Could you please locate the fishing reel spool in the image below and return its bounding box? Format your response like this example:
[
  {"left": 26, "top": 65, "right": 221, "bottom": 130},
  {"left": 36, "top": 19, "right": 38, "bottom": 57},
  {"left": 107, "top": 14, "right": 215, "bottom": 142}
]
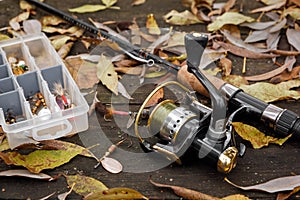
[{"left": 135, "top": 33, "right": 240, "bottom": 173}]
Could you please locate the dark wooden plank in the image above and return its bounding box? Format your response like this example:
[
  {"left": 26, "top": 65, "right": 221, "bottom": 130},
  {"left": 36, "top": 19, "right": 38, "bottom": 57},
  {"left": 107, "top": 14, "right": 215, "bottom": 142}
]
[{"left": 0, "top": 0, "right": 299, "bottom": 199}]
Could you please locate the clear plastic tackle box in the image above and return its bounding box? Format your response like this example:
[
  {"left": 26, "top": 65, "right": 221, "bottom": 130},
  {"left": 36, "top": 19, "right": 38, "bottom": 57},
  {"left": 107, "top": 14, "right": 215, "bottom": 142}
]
[{"left": 0, "top": 33, "right": 89, "bottom": 148}]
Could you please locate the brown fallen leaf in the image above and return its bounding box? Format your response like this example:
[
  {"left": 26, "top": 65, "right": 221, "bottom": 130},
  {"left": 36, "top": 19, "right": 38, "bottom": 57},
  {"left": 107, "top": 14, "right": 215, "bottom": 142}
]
[
  {"left": 150, "top": 178, "right": 220, "bottom": 200},
  {"left": 225, "top": 175, "right": 300, "bottom": 193},
  {"left": 243, "top": 59, "right": 294, "bottom": 81},
  {"left": 145, "top": 88, "right": 164, "bottom": 107},
  {"left": 84, "top": 187, "right": 148, "bottom": 200},
  {"left": 270, "top": 65, "right": 300, "bottom": 84},
  {"left": 216, "top": 41, "right": 277, "bottom": 59},
  {"left": 65, "top": 56, "right": 99, "bottom": 89},
  {"left": 218, "top": 57, "right": 232, "bottom": 76},
  {"left": 232, "top": 122, "right": 291, "bottom": 149},
  {"left": 277, "top": 186, "right": 300, "bottom": 200}
]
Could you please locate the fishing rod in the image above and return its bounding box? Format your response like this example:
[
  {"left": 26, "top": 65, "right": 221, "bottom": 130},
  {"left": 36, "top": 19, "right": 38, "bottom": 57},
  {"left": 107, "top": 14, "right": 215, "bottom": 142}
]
[
  {"left": 25, "top": 0, "right": 300, "bottom": 172},
  {"left": 25, "top": 0, "right": 181, "bottom": 71}
]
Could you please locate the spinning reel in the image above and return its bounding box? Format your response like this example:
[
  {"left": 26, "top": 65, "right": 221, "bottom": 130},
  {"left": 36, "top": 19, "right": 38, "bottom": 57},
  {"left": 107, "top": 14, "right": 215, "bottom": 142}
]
[{"left": 134, "top": 33, "right": 242, "bottom": 173}]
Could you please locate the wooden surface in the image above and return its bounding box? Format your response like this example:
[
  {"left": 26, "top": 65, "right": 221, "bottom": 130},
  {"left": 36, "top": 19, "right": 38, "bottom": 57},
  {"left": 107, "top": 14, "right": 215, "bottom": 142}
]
[{"left": 0, "top": 0, "right": 300, "bottom": 199}]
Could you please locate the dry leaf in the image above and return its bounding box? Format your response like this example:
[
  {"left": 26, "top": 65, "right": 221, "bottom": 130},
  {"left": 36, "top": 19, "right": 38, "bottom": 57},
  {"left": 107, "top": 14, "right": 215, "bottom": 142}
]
[
  {"left": 50, "top": 35, "right": 73, "bottom": 51},
  {"left": 221, "top": 30, "right": 268, "bottom": 53},
  {"left": 84, "top": 187, "right": 148, "bottom": 200},
  {"left": 9, "top": 11, "right": 30, "bottom": 31},
  {"left": 221, "top": 194, "right": 252, "bottom": 200},
  {"left": 117, "top": 82, "right": 133, "bottom": 99},
  {"left": 102, "top": 0, "right": 119, "bottom": 7},
  {"left": 150, "top": 178, "right": 220, "bottom": 200},
  {"left": 244, "top": 59, "right": 294, "bottom": 81},
  {"left": 0, "top": 149, "right": 82, "bottom": 173},
  {"left": 207, "top": 12, "right": 254, "bottom": 32},
  {"left": 146, "top": 14, "right": 161, "bottom": 35},
  {"left": 40, "top": 15, "right": 66, "bottom": 26},
  {"left": 58, "top": 42, "right": 74, "bottom": 59},
  {"left": 225, "top": 175, "right": 300, "bottom": 193},
  {"left": 219, "top": 57, "right": 232, "bottom": 76},
  {"left": 163, "top": 10, "right": 203, "bottom": 25},
  {"left": 232, "top": 122, "right": 291, "bottom": 149},
  {"left": 40, "top": 140, "right": 96, "bottom": 159},
  {"left": 240, "top": 79, "right": 300, "bottom": 102},
  {"left": 286, "top": 28, "right": 300, "bottom": 51},
  {"left": 69, "top": 0, "right": 119, "bottom": 13},
  {"left": 43, "top": 26, "right": 80, "bottom": 35},
  {"left": 20, "top": 0, "right": 35, "bottom": 11},
  {"left": 97, "top": 54, "right": 118, "bottom": 95},
  {"left": 270, "top": 65, "right": 300, "bottom": 84},
  {"left": 223, "top": 75, "right": 249, "bottom": 87},
  {"left": 269, "top": 18, "right": 286, "bottom": 33},
  {"left": 244, "top": 29, "right": 270, "bottom": 43},
  {"left": 0, "top": 34, "right": 10, "bottom": 41},
  {"left": 65, "top": 56, "right": 99, "bottom": 89},
  {"left": 0, "top": 169, "right": 53, "bottom": 180},
  {"left": 241, "top": 21, "right": 276, "bottom": 30},
  {"left": 65, "top": 174, "right": 108, "bottom": 196},
  {"left": 58, "top": 183, "right": 75, "bottom": 200},
  {"left": 217, "top": 41, "right": 276, "bottom": 59},
  {"left": 131, "top": 0, "right": 146, "bottom": 5},
  {"left": 284, "top": 7, "right": 300, "bottom": 20},
  {"left": 277, "top": 186, "right": 300, "bottom": 200},
  {"left": 250, "top": 0, "right": 285, "bottom": 13},
  {"left": 68, "top": 5, "right": 108, "bottom": 13},
  {"left": 145, "top": 88, "right": 164, "bottom": 107}
]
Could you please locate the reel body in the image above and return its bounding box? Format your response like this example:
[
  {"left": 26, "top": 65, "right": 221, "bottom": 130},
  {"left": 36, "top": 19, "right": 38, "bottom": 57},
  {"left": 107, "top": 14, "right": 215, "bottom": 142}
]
[{"left": 136, "top": 82, "right": 238, "bottom": 173}]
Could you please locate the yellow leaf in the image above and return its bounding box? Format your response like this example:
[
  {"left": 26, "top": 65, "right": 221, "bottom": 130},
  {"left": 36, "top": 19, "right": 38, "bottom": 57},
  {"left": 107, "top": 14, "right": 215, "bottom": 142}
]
[
  {"left": 102, "top": 0, "right": 117, "bottom": 7},
  {"left": 163, "top": 10, "right": 203, "bottom": 25},
  {"left": 0, "top": 138, "right": 10, "bottom": 152},
  {"left": 40, "top": 140, "right": 97, "bottom": 159},
  {"left": 146, "top": 14, "right": 161, "bottom": 35},
  {"left": 222, "top": 194, "right": 252, "bottom": 200},
  {"left": 260, "top": 0, "right": 285, "bottom": 5},
  {"left": 0, "top": 34, "right": 10, "bottom": 41},
  {"left": 97, "top": 54, "right": 118, "bottom": 95},
  {"left": 68, "top": 5, "right": 107, "bottom": 13},
  {"left": 0, "top": 149, "right": 82, "bottom": 173},
  {"left": 84, "top": 187, "right": 148, "bottom": 200},
  {"left": 50, "top": 35, "right": 73, "bottom": 50},
  {"left": 40, "top": 15, "right": 66, "bottom": 26},
  {"left": 284, "top": 7, "right": 300, "bottom": 20},
  {"left": 240, "top": 79, "right": 300, "bottom": 103},
  {"left": 208, "top": 12, "right": 254, "bottom": 32},
  {"left": 232, "top": 122, "right": 291, "bottom": 149},
  {"left": 65, "top": 174, "right": 108, "bottom": 196}
]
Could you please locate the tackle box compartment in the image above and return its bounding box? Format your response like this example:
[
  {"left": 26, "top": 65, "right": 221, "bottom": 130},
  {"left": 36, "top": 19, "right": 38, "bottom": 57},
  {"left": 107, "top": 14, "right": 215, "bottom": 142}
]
[{"left": 0, "top": 33, "right": 89, "bottom": 148}]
